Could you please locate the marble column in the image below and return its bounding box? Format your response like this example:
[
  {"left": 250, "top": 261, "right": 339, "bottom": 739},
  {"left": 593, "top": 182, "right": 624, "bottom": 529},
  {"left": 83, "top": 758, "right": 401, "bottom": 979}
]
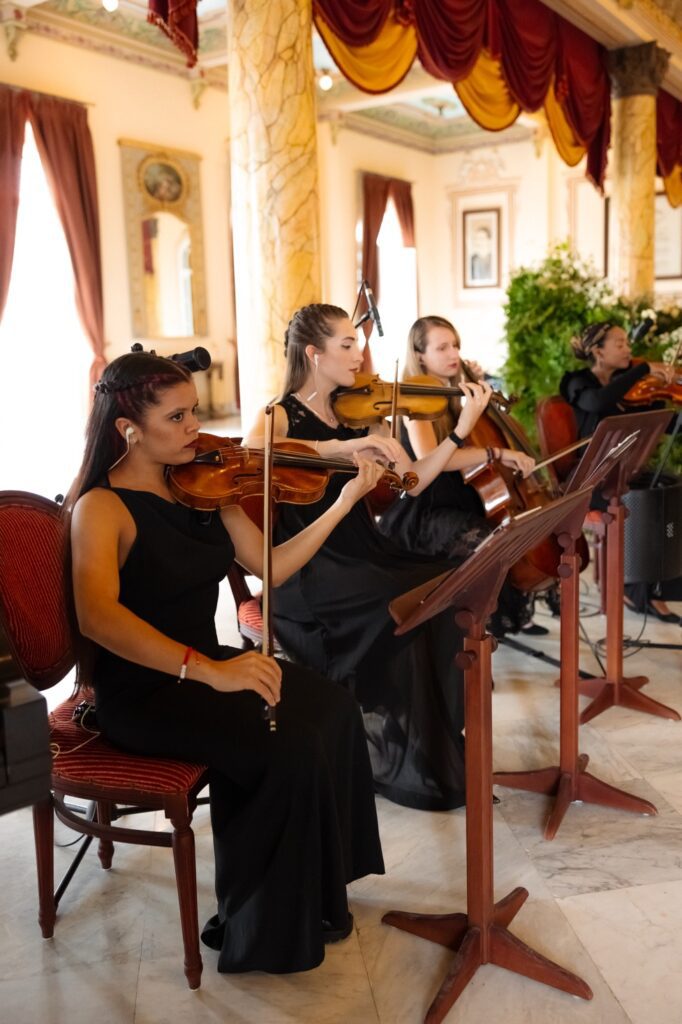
[
  {"left": 228, "top": 0, "right": 321, "bottom": 427},
  {"left": 607, "top": 42, "right": 669, "bottom": 298}
]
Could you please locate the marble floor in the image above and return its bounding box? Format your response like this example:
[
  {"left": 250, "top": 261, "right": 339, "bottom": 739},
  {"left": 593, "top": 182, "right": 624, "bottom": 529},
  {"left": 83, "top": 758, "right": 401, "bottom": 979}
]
[{"left": 1, "top": 581, "right": 681, "bottom": 1024}]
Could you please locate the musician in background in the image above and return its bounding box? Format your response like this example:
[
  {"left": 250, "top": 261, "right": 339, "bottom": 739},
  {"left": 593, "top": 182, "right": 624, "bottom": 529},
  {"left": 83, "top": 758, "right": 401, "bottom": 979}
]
[
  {"left": 560, "top": 321, "right": 681, "bottom": 623},
  {"left": 67, "top": 350, "right": 385, "bottom": 974},
  {"left": 377, "top": 315, "right": 540, "bottom": 637}
]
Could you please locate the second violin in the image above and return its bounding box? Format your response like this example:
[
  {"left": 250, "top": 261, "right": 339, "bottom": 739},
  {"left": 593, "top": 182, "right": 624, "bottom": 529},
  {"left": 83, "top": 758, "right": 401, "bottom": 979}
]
[{"left": 333, "top": 372, "right": 510, "bottom": 428}]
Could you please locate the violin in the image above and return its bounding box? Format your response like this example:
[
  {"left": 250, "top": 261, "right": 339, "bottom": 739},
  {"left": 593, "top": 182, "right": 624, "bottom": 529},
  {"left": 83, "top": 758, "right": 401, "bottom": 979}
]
[
  {"left": 167, "top": 432, "right": 418, "bottom": 512},
  {"left": 622, "top": 373, "right": 682, "bottom": 407},
  {"left": 623, "top": 347, "right": 682, "bottom": 407},
  {"left": 333, "top": 373, "right": 510, "bottom": 428}
]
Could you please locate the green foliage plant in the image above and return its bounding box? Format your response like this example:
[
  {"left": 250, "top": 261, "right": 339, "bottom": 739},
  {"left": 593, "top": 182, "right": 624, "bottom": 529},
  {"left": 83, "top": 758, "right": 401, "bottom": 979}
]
[{"left": 502, "top": 244, "right": 622, "bottom": 441}]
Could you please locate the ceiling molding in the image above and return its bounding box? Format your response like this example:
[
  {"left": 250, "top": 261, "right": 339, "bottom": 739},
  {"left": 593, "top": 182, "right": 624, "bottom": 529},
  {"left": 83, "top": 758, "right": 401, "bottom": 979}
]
[{"left": 319, "top": 109, "right": 534, "bottom": 155}]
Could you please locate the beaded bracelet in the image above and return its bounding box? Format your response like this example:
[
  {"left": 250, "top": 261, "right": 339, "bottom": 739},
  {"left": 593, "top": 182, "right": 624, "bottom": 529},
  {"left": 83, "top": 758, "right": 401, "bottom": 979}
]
[{"left": 178, "top": 646, "right": 193, "bottom": 684}]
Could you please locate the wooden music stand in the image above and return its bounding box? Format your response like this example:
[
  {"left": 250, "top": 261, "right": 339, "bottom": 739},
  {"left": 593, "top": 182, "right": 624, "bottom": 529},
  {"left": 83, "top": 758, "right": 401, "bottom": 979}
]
[
  {"left": 569, "top": 411, "right": 679, "bottom": 725},
  {"left": 493, "top": 428, "right": 658, "bottom": 839},
  {"left": 383, "top": 490, "right": 595, "bottom": 1024}
]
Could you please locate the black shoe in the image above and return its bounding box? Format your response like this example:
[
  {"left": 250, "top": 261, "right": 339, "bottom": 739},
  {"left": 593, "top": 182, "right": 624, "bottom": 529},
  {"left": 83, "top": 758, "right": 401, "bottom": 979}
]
[
  {"left": 323, "top": 912, "right": 353, "bottom": 944},
  {"left": 646, "top": 602, "right": 681, "bottom": 624},
  {"left": 521, "top": 622, "right": 549, "bottom": 636}
]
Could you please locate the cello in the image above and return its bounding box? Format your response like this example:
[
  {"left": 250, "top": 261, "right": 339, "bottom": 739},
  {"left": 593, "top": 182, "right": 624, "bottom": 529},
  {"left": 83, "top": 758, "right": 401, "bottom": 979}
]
[{"left": 457, "top": 361, "right": 589, "bottom": 591}]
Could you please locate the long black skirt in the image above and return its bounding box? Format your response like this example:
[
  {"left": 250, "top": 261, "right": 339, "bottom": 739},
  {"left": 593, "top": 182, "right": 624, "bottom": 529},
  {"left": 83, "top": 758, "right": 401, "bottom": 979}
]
[{"left": 95, "top": 649, "right": 384, "bottom": 974}]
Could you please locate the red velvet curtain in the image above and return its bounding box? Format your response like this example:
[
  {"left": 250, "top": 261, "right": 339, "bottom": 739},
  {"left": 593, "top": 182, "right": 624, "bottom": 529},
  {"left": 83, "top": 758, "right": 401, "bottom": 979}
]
[
  {"left": 0, "top": 87, "right": 28, "bottom": 324},
  {"left": 28, "top": 96, "right": 106, "bottom": 388},
  {"left": 657, "top": 90, "right": 682, "bottom": 178},
  {"left": 361, "top": 172, "right": 415, "bottom": 369},
  {"left": 361, "top": 174, "right": 391, "bottom": 367},
  {"left": 314, "top": 0, "right": 613, "bottom": 188},
  {"left": 390, "top": 178, "right": 415, "bottom": 247},
  {"left": 555, "top": 21, "right": 611, "bottom": 190}
]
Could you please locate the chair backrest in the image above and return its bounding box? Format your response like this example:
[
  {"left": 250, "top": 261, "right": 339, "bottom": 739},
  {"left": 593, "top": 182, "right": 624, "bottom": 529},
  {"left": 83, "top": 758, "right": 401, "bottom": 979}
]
[
  {"left": 0, "top": 491, "right": 75, "bottom": 690},
  {"left": 536, "top": 396, "right": 580, "bottom": 487}
]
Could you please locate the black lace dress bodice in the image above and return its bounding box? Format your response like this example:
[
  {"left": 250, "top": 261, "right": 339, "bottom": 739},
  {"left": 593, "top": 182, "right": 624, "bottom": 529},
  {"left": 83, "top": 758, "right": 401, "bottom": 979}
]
[{"left": 273, "top": 394, "right": 467, "bottom": 811}]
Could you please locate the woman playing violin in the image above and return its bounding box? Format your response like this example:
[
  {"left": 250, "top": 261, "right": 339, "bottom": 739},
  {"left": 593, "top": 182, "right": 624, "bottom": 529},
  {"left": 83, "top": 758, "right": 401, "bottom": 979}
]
[
  {"left": 246, "top": 304, "right": 505, "bottom": 813},
  {"left": 560, "top": 322, "right": 674, "bottom": 439},
  {"left": 560, "top": 322, "right": 681, "bottom": 623},
  {"left": 377, "top": 316, "right": 540, "bottom": 637},
  {"left": 67, "top": 351, "right": 385, "bottom": 975}
]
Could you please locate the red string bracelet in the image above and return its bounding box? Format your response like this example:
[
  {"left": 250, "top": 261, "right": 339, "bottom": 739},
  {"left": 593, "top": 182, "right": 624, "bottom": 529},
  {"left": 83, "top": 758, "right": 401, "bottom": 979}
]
[{"left": 178, "top": 646, "right": 193, "bottom": 684}]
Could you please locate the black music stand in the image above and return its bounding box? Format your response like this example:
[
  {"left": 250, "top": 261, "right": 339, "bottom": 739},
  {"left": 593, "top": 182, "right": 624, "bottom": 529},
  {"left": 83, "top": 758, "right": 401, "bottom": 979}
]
[
  {"left": 383, "top": 490, "right": 594, "bottom": 1024},
  {"left": 493, "top": 428, "right": 658, "bottom": 839},
  {"left": 568, "top": 411, "right": 679, "bottom": 724}
]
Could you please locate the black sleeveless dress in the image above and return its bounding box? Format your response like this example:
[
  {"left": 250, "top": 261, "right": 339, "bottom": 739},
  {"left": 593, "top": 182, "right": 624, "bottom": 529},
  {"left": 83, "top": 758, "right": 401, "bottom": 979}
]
[
  {"left": 92, "top": 486, "right": 384, "bottom": 974},
  {"left": 377, "top": 424, "right": 533, "bottom": 636},
  {"left": 272, "top": 396, "right": 466, "bottom": 811}
]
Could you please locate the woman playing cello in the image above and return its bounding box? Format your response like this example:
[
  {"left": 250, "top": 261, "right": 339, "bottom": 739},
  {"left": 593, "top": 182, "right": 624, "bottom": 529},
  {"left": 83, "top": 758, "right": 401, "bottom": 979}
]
[
  {"left": 67, "top": 350, "right": 385, "bottom": 974},
  {"left": 246, "top": 303, "right": 514, "bottom": 812}
]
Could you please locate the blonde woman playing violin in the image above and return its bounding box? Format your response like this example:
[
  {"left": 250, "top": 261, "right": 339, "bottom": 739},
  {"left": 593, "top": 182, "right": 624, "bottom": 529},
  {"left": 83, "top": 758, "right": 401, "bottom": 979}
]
[{"left": 377, "top": 315, "right": 540, "bottom": 638}]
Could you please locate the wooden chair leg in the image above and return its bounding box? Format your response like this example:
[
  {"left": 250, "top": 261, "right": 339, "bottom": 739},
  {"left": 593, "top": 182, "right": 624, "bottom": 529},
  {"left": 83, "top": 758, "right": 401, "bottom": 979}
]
[
  {"left": 96, "top": 800, "right": 115, "bottom": 869},
  {"left": 170, "top": 814, "right": 203, "bottom": 990},
  {"left": 32, "top": 795, "right": 56, "bottom": 938}
]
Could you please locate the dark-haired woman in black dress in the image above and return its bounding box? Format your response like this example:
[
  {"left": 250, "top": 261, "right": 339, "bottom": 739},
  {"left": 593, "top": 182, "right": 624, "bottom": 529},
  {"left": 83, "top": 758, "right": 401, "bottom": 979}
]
[{"left": 68, "top": 351, "right": 385, "bottom": 975}]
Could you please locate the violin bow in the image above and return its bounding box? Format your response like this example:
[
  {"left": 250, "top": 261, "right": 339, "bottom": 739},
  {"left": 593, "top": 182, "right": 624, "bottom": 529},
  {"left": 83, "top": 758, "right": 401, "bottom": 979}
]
[
  {"left": 389, "top": 360, "right": 399, "bottom": 441},
  {"left": 532, "top": 435, "right": 592, "bottom": 473},
  {"left": 261, "top": 404, "right": 277, "bottom": 733}
]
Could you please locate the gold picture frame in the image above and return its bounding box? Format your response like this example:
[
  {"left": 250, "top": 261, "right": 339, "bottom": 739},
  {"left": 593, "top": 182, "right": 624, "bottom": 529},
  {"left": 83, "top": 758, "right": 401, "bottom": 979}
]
[{"left": 119, "top": 138, "right": 208, "bottom": 339}]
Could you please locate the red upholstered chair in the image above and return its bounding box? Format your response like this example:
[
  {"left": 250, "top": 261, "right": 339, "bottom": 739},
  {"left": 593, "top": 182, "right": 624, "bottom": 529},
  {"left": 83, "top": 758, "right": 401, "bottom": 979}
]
[
  {"left": 535, "top": 395, "right": 582, "bottom": 488},
  {"left": 535, "top": 397, "right": 606, "bottom": 602},
  {"left": 0, "top": 491, "right": 209, "bottom": 989}
]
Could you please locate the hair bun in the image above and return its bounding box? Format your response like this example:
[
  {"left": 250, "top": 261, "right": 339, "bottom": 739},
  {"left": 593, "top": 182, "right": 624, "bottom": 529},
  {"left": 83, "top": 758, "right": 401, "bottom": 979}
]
[{"left": 572, "top": 322, "right": 613, "bottom": 361}]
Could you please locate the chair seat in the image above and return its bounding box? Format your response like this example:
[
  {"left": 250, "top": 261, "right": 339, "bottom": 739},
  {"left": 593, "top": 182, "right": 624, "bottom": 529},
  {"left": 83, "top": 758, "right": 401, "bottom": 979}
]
[
  {"left": 50, "top": 698, "right": 206, "bottom": 794},
  {"left": 237, "top": 596, "right": 266, "bottom": 646}
]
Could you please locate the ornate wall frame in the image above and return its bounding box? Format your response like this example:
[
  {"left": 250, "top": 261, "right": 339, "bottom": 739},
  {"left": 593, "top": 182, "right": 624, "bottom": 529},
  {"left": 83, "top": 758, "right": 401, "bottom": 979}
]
[{"left": 119, "top": 138, "right": 208, "bottom": 338}]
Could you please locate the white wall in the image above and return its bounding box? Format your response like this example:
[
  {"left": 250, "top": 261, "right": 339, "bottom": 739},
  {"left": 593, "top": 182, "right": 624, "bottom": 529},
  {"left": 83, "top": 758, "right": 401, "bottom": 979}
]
[
  {"left": 0, "top": 34, "right": 236, "bottom": 408},
  {"left": 317, "top": 121, "right": 558, "bottom": 373}
]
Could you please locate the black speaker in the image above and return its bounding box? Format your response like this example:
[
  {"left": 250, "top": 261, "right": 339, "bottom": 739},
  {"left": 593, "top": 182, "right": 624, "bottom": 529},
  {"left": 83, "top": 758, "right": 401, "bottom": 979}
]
[{"left": 623, "top": 474, "right": 682, "bottom": 584}]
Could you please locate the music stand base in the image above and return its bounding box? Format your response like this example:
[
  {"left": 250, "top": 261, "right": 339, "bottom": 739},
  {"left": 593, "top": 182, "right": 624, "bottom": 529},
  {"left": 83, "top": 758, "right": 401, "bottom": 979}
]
[
  {"left": 383, "top": 887, "right": 592, "bottom": 1024},
  {"left": 578, "top": 677, "right": 680, "bottom": 723},
  {"left": 493, "top": 754, "right": 656, "bottom": 841}
]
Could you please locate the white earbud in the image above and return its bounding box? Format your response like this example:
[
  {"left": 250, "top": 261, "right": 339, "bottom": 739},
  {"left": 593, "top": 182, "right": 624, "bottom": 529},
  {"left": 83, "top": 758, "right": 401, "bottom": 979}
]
[
  {"left": 125, "top": 426, "right": 135, "bottom": 441},
  {"left": 313, "top": 354, "right": 319, "bottom": 367}
]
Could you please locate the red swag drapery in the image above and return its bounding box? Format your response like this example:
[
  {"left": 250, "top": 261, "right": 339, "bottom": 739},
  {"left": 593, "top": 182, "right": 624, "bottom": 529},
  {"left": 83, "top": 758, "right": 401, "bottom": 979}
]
[
  {"left": 361, "top": 173, "right": 414, "bottom": 370},
  {"left": 314, "top": 0, "right": 612, "bottom": 189},
  {"left": 0, "top": 86, "right": 106, "bottom": 387},
  {"left": 148, "top": 0, "right": 199, "bottom": 68}
]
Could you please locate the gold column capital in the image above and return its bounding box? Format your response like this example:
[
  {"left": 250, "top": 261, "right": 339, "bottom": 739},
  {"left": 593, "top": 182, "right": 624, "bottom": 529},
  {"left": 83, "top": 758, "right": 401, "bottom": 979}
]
[{"left": 607, "top": 41, "right": 669, "bottom": 98}]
